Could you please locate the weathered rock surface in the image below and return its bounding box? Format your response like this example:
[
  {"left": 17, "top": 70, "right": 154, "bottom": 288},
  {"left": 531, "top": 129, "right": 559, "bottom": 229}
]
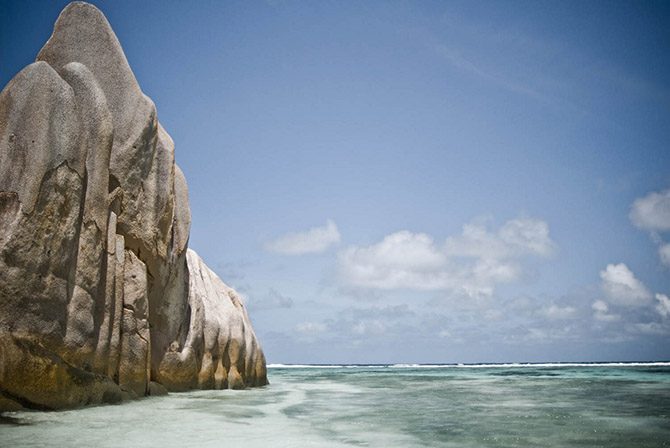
[
  {"left": 157, "top": 250, "right": 267, "bottom": 391},
  {"left": 0, "top": 1, "right": 267, "bottom": 411}
]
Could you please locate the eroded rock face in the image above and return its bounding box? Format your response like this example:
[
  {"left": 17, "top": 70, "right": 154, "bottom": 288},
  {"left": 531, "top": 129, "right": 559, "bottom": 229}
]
[
  {"left": 0, "top": 1, "right": 267, "bottom": 411},
  {"left": 157, "top": 250, "right": 267, "bottom": 391}
]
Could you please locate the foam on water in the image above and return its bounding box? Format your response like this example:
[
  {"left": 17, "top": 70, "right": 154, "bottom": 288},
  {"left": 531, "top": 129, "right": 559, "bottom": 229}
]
[
  {"left": 267, "top": 363, "right": 389, "bottom": 369},
  {"left": 2, "top": 363, "right": 669, "bottom": 447},
  {"left": 269, "top": 361, "right": 670, "bottom": 369}
]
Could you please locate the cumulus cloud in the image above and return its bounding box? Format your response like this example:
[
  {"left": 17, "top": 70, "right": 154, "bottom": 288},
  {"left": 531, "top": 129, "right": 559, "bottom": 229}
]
[
  {"left": 338, "top": 231, "right": 449, "bottom": 291},
  {"left": 599, "top": 263, "right": 652, "bottom": 307},
  {"left": 593, "top": 264, "right": 669, "bottom": 334},
  {"left": 629, "top": 189, "right": 670, "bottom": 231},
  {"left": 338, "top": 217, "right": 554, "bottom": 297},
  {"left": 438, "top": 329, "right": 452, "bottom": 338},
  {"left": 352, "top": 319, "right": 387, "bottom": 336},
  {"left": 339, "top": 304, "right": 415, "bottom": 320},
  {"left": 592, "top": 300, "right": 608, "bottom": 313},
  {"left": 444, "top": 218, "right": 555, "bottom": 258},
  {"left": 659, "top": 243, "right": 670, "bottom": 267},
  {"left": 266, "top": 220, "right": 340, "bottom": 255},
  {"left": 295, "top": 321, "right": 327, "bottom": 334},
  {"left": 630, "top": 189, "right": 670, "bottom": 267},
  {"left": 627, "top": 322, "right": 670, "bottom": 336},
  {"left": 330, "top": 305, "right": 416, "bottom": 340},
  {"left": 542, "top": 304, "right": 577, "bottom": 320},
  {"left": 656, "top": 293, "right": 670, "bottom": 318},
  {"left": 592, "top": 300, "right": 620, "bottom": 322}
]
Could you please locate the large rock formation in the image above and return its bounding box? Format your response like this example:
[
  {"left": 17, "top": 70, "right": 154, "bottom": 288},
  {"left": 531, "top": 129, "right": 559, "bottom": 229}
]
[{"left": 0, "top": 2, "right": 267, "bottom": 411}]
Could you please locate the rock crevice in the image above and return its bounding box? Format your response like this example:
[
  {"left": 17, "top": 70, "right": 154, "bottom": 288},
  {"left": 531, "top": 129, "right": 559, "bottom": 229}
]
[{"left": 0, "top": 2, "right": 267, "bottom": 411}]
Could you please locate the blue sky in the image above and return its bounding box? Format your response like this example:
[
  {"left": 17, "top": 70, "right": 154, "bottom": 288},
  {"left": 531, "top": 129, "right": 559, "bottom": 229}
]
[{"left": 2, "top": 0, "right": 669, "bottom": 363}]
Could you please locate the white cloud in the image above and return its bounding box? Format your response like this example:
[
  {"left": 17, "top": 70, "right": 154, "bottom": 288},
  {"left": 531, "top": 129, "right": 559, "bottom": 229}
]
[
  {"left": 592, "top": 300, "right": 620, "bottom": 322},
  {"left": 542, "top": 304, "right": 577, "bottom": 320},
  {"left": 266, "top": 220, "right": 340, "bottom": 255},
  {"left": 599, "top": 263, "right": 652, "bottom": 307},
  {"left": 630, "top": 189, "right": 670, "bottom": 268},
  {"left": 592, "top": 300, "right": 609, "bottom": 313},
  {"left": 338, "top": 231, "right": 449, "bottom": 291},
  {"left": 338, "top": 217, "right": 554, "bottom": 297},
  {"left": 438, "top": 329, "right": 451, "bottom": 338},
  {"left": 656, "top": 293, "right": 670, "bottom": 318},
  {"left": 444, "top": 218, "right": 555, "bottom": 259},
  {"left": 630, "top": 189, "right": 670, "bottom": 232},
  {"left": 351, "top": 319, "right": 387, "bottom": 336},
  {"left": 627, "top": 322, "right": 670, "bottom": 336},
  {"left": 347, "top": 231, "right": 446, "bottom": 270},
  {"left": 295, "top": 322, "right": 327, "bottom": 334},
  {"left": 659, "top": 243, "right": 670, "bottom": 268}
]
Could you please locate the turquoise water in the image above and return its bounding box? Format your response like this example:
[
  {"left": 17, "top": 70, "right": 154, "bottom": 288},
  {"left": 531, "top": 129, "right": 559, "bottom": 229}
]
[{"left": 2, "top": 363, "right": 669, "bottom": 447}]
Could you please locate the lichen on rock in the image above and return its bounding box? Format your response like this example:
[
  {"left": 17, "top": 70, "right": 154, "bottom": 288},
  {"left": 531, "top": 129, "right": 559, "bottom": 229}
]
[{"left": 0, "top": 1, "right": 267, "bottom": 411}]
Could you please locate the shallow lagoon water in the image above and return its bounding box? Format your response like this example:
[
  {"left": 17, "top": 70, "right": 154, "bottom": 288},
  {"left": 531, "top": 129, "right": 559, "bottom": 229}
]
[{"left": 2, "top": 363, "right": 669, "bottom": 447}]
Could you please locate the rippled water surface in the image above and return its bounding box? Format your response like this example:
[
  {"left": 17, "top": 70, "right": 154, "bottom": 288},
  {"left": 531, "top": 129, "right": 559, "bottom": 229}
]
[{"left": 2, "top": 363, "right": 670, "bottom": 447}]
